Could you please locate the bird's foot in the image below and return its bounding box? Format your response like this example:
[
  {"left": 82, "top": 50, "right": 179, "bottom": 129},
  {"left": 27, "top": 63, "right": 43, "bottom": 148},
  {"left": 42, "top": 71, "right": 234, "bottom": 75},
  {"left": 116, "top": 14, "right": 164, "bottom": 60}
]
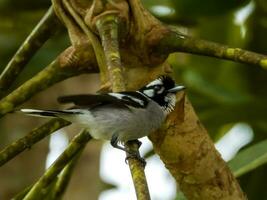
[{"left": 125, "top": 151, "right": 146, "bottom": 167}]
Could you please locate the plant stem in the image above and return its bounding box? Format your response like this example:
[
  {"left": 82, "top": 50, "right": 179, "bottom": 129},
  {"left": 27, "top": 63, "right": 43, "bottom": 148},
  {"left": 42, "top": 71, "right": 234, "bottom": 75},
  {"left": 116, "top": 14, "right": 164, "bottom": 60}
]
[
  {"left": 96, "top": 14, "right": 151, "bottom": 200},
  {"left": 0, "top": 118, "right": 70, "bottom": 166},
  {"left": 22, "top": 129, "right": 92, "bottom": 200},
  {"left": 0, "top": 7, "right": 62, "bottom": 97}
]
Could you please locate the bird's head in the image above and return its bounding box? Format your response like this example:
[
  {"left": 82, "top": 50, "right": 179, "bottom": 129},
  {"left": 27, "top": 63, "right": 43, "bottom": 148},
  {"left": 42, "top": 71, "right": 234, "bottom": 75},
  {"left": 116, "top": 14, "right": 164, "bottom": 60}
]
[{"left": 139, "top": 76, "right": 185, "bottom": 114}]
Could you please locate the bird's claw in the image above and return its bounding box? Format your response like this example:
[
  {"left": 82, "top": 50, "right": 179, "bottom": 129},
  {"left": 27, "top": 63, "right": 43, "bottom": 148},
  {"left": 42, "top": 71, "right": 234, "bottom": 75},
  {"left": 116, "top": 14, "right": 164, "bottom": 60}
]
[{"left": 125, "top": 151, "right": 146, "bottom": 167}]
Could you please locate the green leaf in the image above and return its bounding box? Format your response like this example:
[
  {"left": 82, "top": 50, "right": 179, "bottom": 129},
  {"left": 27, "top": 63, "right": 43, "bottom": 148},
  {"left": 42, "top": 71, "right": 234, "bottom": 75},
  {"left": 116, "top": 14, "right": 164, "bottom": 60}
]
[{"left": 228, "top": 140, "right": 267, "bottom": 177}]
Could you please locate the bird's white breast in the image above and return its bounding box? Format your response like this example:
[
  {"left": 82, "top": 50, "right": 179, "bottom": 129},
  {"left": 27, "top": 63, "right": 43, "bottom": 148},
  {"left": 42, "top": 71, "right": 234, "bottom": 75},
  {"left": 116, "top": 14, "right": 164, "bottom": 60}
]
[{"left": 66, "top": 101, "right": 165, "bottom": 142}]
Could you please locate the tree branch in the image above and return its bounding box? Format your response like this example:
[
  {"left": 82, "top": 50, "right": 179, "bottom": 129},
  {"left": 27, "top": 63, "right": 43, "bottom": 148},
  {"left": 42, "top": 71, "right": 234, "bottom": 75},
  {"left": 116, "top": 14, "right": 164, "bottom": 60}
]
[
  {"left": 50, "top": 147, "right": 83, "bottom": 199},
  {"left": 0, "top": 46, "right": 97, "bottom": 118},
  {"left": 157, "top": 27, "right": 267, "bottom": 69},
  {"left": 23, "top": 129, "right": 92, "bottom": 200},
  {"left": 0, "top": 118, "right": 70, "bottom": 166},
  {"left": 0, "top": 7, "right": 63, "bottom": 96}
]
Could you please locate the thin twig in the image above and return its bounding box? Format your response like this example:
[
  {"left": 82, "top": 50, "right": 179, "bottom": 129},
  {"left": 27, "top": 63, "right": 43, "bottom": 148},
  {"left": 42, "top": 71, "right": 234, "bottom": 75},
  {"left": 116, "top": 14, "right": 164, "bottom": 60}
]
[
  {"left": 158, "top": 27, "right": 267, "bottom": 69},
  {"left": 0, "top": 118, "right": 70, "bottom": 166},
  {"left": 0, "top": 7, "right": 62, "bottom": 97},
  {"left": 22, "top": 129, "right": 92, "bottom": 200},
  {"left": 96, "top": 14, "right": 151, "bottom": 200}
]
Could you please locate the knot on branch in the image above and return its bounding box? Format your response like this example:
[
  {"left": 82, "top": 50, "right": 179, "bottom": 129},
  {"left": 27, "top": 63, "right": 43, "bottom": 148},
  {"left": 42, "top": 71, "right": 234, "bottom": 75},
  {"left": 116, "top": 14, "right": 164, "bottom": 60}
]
[{"left": 59, "top": 44, "right": 97, "bottom": 71}]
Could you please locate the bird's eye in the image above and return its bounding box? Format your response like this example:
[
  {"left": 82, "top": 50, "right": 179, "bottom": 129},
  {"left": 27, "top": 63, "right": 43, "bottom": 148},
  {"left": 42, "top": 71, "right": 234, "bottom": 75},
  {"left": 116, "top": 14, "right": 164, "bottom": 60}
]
[{"left": 154, "top": 85, "right": 161, "bottom": 90}]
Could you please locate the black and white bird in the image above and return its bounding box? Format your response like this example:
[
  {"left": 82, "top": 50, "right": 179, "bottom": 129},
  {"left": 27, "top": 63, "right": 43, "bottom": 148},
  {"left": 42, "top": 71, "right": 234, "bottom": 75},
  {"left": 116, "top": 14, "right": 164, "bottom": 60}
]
[{"left": 20, "top": 76, "right": 185, "bottom": 153}]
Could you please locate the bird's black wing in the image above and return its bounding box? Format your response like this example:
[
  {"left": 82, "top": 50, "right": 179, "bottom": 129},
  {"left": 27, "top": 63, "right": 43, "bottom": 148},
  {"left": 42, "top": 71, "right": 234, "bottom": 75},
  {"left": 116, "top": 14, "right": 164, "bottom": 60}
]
[
  {"left": 118, "top": 91, "right": 149, "bottom": 107},
  {"left": 57, "top": 92, "right": 148, "bottom": 109}
]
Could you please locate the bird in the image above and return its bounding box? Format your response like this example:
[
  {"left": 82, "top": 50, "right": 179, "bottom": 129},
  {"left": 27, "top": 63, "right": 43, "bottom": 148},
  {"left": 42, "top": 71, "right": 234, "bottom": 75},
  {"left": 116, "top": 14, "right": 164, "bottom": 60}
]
[{"left": 19, "top": 75, "right": 185, "bottom": 156}]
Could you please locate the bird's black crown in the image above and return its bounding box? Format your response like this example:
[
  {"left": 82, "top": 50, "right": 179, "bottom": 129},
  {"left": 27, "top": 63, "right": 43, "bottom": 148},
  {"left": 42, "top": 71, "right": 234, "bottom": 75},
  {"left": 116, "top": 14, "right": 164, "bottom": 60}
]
[{"left": 157, "top": 75, "right": 175, "bottom": 90}]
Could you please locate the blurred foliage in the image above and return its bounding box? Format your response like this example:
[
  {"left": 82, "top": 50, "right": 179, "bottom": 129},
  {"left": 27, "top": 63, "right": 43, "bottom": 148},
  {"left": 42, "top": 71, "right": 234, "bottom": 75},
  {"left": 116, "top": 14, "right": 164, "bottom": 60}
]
[
  {"left": 143, "top": 0, "right": 250, "bottom": 24},
  {"left": 1, "top": 0, "right": 267, "bottom": 199},
  {"left": 229, "top": 139, "right": 267, "bottom": 177}
]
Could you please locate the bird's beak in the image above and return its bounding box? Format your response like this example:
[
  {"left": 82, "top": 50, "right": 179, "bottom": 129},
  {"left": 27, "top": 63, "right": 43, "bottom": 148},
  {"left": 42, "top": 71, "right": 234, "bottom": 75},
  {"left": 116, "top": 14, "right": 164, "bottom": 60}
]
[{"left": 168, "top": 85, "right": 186, "bottom": 93}]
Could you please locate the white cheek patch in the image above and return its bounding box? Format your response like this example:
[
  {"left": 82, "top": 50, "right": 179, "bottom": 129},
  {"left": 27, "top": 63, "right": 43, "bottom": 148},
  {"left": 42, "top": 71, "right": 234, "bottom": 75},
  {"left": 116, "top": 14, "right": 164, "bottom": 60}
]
[
  {"left": 163, "top": 94, "right": 176, "bottom": 115},
  {"left": 143, "top": 89, "right": 155, "bottom": 97},
  {"left": 146, "top": 79, "right": 162, "bottom": 87}
]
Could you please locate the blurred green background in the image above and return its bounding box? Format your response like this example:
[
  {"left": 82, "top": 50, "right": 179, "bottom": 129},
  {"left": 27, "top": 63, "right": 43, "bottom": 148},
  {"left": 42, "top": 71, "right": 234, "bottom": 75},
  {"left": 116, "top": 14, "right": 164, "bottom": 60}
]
[{"left": 0, "top": 0, "right": 267, "bottom": 199}]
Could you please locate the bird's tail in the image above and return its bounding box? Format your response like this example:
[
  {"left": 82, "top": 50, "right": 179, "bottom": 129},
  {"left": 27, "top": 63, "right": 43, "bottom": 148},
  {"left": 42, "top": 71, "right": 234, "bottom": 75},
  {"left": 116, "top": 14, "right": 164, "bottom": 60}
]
[{"left": 19, "top": 109, "right": 79, "bottom": 118}]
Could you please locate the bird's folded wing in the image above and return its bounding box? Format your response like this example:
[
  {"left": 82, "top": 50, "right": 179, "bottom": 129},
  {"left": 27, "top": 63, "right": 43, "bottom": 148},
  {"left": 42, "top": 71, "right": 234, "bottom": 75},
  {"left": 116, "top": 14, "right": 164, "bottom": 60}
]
[{"left": 58, "top": 93, "right": 148, "bottom": 109}]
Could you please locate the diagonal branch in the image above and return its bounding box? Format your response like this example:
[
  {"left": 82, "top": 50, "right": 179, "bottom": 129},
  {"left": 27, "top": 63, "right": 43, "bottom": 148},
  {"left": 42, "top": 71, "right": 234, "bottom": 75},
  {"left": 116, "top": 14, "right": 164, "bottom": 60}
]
[
  {"left": 22, "top": 129, "right": 92, "bottom": 200},
  {"left": 50, "top": 147, "right": 83, "bottom": 199},
  {"left": 157, "top": 27, "right": 267, "bottom": 69},
  {"left": 0, "top": 7, "right": 63, "bottom": 97},
  {"left": 0, "top": 46, "right": 97, "bottom": 118},
  {"left": 0, "top": 118, "right": 70, "bottom": 167}
]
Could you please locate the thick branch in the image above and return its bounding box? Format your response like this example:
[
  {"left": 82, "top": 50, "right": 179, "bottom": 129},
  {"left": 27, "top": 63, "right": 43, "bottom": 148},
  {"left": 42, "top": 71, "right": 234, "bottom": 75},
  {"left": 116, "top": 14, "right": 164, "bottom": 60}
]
[
  {"left": 157, "top": 28, "right": 267, "bottom": 69},
  {"left": 0, "top": 118, "right": 70, "bottom": 166},
  {"left": 0, "top": 7, "right": 63, "bottom": 96},
  {"left": 23, "top": 130, "right": 92, "bottom": 200},
  {"left": 0, "top": 45, "right": 97, "bottom": 118},
  {"left": 149, "top": 94, "right": 246, "bottom": 200}
]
